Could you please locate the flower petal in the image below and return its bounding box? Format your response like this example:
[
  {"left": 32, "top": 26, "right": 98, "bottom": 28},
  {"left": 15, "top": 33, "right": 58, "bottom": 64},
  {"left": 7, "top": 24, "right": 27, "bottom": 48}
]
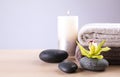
[
  {"left": 76, "top": 41, "right": 91, "bottom": 57},
  {"left": 101, "top": 47, "right": 111, "bottom": 52},
  {"left": 91, "top": 55, "right": 103, "bottom": 59}
]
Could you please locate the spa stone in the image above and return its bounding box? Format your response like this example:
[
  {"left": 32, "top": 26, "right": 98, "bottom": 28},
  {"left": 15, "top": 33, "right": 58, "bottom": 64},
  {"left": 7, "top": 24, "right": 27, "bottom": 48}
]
[
  {"left": 80, "top": 57, "right": 109, "bottom": 71},
  {"left": 39, "top": 49, "right": 68, "bottom": 63},
  {"left": 58, "top": 61, "right": 78, "bottom": 73}
]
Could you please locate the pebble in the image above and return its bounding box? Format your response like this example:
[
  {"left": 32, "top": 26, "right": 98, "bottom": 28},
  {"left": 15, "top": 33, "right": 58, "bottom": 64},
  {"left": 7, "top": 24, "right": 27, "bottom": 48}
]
[
  {"left": 80, "top": 57, "right": 109, "bottom": 71},
  {"left": 58, "top": 61, "right": 78, "bottom": 73},
  {"left": 39, "top": 49, "right": 68, "bottom": 63}
]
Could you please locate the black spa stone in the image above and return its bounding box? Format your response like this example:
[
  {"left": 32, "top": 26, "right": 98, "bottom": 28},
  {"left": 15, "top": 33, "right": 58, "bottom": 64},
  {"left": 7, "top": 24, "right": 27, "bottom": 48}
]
[
  {"left": 39, "top": 49, "right": 68, "bottom": 63},
  {"left": 58, "top": 61, "right": 78, "bottom": 73},
  {"left": 80, "top": 57, "right": 109, "bottom": 71}
]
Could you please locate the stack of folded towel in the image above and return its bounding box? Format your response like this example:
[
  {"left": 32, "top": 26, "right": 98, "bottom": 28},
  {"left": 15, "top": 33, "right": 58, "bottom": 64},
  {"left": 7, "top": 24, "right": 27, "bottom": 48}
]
[{"left": 75, "top": 23, "right": 120, "bottom": 65}]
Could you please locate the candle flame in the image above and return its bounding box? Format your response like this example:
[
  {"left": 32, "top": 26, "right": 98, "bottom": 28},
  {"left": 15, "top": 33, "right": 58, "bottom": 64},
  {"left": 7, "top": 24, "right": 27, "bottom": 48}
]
[{"left": 67, "top": 10, "right": 70, "bottom": 15}]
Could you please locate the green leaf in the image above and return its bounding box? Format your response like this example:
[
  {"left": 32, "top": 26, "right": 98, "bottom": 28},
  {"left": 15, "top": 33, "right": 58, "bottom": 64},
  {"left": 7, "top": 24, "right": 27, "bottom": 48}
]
[
  {"left": 76, "top": 41, "right": 91, "bottom": 58},
  {"left": 95, "top": 40, "right": 106, "bottom": 55},
  {"left": 91, "top": 55, "right": 103, "bottom": 59}
]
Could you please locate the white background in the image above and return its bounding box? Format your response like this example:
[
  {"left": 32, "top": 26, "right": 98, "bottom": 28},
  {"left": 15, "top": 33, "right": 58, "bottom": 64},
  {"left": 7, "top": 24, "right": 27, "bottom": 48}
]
[{"left": 0, "top": 0, "right": 120, "bottom": 49}]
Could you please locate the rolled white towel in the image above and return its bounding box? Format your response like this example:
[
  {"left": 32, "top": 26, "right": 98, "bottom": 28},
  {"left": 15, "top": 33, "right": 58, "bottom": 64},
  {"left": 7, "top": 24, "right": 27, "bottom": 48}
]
[{"left": 78, "top": 23, "right": 120, "bottom": 47}]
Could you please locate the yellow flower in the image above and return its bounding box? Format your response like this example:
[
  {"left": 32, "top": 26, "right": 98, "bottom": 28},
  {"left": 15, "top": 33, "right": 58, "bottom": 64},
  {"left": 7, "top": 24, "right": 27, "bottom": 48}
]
[{"left": 76, "top": 40, "right": 111, "bottom": 59}]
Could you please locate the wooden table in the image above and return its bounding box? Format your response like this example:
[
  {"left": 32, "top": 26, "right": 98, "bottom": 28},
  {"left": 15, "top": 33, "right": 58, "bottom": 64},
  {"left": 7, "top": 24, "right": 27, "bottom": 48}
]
[{"left": 0, "top": 50, "right": 120, "bottom": 77}]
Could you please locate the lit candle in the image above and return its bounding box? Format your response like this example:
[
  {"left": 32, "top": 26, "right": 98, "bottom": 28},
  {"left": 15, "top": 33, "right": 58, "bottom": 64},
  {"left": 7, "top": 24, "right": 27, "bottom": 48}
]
[{"left": 57, "top": 11, "right": 78, "bottom": 56}]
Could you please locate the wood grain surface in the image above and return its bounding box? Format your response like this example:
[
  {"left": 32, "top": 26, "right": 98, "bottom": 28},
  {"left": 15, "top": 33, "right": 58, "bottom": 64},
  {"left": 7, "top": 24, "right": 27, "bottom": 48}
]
[{"left": 0, "top": 49, "right": 120, "bottom": 77}]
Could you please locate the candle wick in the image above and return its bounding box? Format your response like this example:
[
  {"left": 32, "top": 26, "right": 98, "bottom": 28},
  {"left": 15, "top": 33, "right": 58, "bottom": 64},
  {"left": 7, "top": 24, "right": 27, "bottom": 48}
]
[{"left": 67, "top": 10, "right": 70, "bottom": 16}]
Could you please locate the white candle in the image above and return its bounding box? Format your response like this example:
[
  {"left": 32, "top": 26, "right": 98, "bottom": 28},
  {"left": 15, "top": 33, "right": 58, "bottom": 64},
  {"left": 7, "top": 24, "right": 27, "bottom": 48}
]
[{"left": 57, "top": 13, "right": 78, "bottom": 56}]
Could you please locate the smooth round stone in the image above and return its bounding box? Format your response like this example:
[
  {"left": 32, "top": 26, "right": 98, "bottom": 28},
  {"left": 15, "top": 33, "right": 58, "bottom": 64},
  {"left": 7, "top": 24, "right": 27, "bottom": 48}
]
[
  {"left": 39, "top": 49, "right": 68, "bottom": 63},
  {"left": 80, "top": 57, "right": 109, "bottom": 71},
  {"left": 58, "top": 61, "right": 78, "bottom": 73}
]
